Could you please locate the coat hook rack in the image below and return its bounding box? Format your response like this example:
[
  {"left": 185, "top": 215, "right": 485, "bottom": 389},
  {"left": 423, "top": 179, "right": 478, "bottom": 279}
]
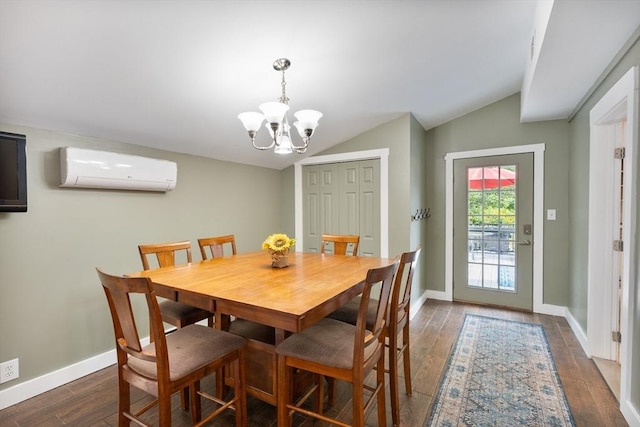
[{"left": 411, "top": 208, "right": 431, "bottom": 222}]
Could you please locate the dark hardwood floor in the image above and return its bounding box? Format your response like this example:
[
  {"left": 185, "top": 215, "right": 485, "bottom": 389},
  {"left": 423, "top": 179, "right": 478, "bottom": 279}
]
[{"left": 0, "top": 300, "right": 628, "bottom": 426}]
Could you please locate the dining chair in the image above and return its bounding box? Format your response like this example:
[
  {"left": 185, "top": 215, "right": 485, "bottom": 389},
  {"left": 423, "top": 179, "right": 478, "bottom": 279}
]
[
  {"left": 198, "top": 234, "right": 237, "bottom": 260},
  {"left": 320, "top": 234, "right": 360, "bottom": 256},
  {"left": 326, "top": 245, "right": 422, "bottom": 426},
  {"left": 138, "top": 240, "right": 215, "bottom": 410},
  {"left": 138, "top": 240, "right": 214, "bottom": 330},
  {"left": 96, "top": 268, "right": 248, "bottom": 427},
  {"left": 276, "top": 260, "right": 399, "bottom": 427}
]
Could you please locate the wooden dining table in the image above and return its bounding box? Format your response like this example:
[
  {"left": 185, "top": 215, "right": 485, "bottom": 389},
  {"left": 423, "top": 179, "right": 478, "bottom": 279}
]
[{"left": 128, "top": 250, "right": 394, "bottom": 405}]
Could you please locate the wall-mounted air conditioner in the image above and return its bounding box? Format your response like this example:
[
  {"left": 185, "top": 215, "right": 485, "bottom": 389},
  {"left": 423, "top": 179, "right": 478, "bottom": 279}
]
[{"left": 60, "top": 147, "right": 177, "bottom": 192}]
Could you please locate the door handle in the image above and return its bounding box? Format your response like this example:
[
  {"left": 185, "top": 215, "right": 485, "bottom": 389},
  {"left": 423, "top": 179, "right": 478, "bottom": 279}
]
[{"left": 516, "top": 239, "right": 531, "bottom": 246}]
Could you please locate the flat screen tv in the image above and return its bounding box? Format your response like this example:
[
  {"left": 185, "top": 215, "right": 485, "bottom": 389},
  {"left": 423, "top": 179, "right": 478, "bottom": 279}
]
[{"left": 0, "top": 131, "right": 27, "bottom": 212}]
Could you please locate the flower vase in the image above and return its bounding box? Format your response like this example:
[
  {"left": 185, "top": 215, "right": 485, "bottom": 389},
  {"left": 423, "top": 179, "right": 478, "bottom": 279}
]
[{"left": 270, "top": 249, "right": 289, "bottom": 268}]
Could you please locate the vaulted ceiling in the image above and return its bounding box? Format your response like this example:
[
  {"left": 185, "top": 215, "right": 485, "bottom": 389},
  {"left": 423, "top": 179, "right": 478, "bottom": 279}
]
[{"left": 1, "top": 0, "right": 638, "bottom": 170}]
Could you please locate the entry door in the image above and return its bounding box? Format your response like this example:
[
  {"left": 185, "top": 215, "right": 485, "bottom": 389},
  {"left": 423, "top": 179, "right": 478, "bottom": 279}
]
[{"left": 453, "top": 154, "right": 534, "bottom": 310}]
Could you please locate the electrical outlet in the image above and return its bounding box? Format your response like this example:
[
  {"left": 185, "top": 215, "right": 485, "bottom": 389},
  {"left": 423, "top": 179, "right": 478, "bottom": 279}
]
[{"left": 0, "top": 358, "right": 19, "bottom": 384}]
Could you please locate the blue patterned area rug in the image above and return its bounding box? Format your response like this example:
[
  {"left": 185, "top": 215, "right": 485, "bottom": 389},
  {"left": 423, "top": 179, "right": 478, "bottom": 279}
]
[{"left": 426, "top": 314, "right": 576, "bottom": 426}]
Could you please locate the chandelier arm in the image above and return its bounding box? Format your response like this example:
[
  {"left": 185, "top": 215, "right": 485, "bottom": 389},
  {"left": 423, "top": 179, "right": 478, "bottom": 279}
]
[
  {"left": 290, "top": 137, "right": 310, "bottom": 152},
  {"left": 251, "top": 136, "right": 276, "bottom": 151},
  {"left": 252, "top": 140, "right": 276, "bottom": 150}
]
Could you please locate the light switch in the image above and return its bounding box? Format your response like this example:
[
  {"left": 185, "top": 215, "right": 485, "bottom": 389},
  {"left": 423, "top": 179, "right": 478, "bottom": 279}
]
[{"left": 547, "top": 209, "right": 556, "bottom": 221}]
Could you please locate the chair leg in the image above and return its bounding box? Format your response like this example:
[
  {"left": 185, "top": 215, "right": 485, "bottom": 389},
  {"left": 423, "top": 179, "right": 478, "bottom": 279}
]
[
  {"left": 389, "top": 335, "right": 400, "bottom": 427},
  {"left": 190, "top": 381, "right": 202, "bottom": 424},
  {"left": 353, "top": 374, "right": 365, "bottom": 427},
  {"left": 314, "top": 374, "right": 324, "bottom": 415},
  {"left": 158, "top": 389, "right": 172, "bottom": 427},
  {"left": 216, "top": 366, "right": 226, "bottom": 400},
  {"left": 180, "top": 387, "right": 190, "bottom": 411},
  {"left": 376, "top": 354, "right": 387, "bottom": 427},
  {"left": 327, "top": 376, "right": 337, "bottom": 407},
  {"left": 118, "top": 374, "right": 130, "bottom": 427},
  {"left": 402, "top": 325, "right": 412, "bottom": 395},
  {"left": 277, "top": 355, "right": 292, "bottom": 427},
  {"left": 233, "top": 354, "right": 248, "bottom": 427}
]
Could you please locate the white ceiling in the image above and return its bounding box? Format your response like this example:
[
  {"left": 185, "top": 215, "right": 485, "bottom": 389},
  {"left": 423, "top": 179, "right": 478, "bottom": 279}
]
[{"left": 1, "top": 0, "right": 638, "bottom": 170}]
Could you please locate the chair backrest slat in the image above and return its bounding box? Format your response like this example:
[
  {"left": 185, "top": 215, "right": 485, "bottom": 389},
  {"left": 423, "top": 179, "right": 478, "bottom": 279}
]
[
  {"left": 138, "top": 240, "right": 192, "bottom": 270},
  {"left": 320, "top": 234, "right": 360, "bottom": 256},
  {"left": 198, "top": 235, "right": 237, "bottom": 260}
]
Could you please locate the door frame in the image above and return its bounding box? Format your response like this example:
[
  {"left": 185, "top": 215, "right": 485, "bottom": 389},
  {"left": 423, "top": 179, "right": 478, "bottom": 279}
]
[
  {"left": 294, "top": 148, "right": 390, "bottom": 257},
  {"left": 444, "top": 143, "right": 552, "bottom": 314},
  {"left": 587, "top": 66, "right": 637, "bottom": 420}
]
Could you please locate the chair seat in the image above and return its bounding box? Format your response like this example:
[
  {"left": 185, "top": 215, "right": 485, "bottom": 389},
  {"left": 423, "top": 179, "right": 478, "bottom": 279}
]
[
  {"left": 229, "top": 318, "right": 275, "bottom": 344},
  {"left": 158, "top": 300, "right": 211, "bottom": 322},
  {"left": 276, "top": 318, "right": 376, "bottom": 370},
  {"left": 326, "top": 296, "right": 378, "bottom": 327},
  {"left": 128, "top": 324, "right": 245, "bottom": 381}
]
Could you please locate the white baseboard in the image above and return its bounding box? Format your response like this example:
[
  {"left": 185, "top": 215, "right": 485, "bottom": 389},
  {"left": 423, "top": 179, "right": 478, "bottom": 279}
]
[
  {"left": 0, "top": 348, "right": 116, "bottom": 410},
  {"left": 425, "top": 289, "right": 451, "bottom": 301},
  {"left": 410, "top": 289, "right": 430, "bottom": 320},
  {"left": 621, "top": 398, "right": 640, "bottom": 427},
  {"left": 0, "top": 335, "right": 151, "bottom": 410},
  {"left": 564, "top": 308, "right": 590, "bottom": 357},
  {"left": 536, "top": 303, "right": 567, "bottom": 317}
]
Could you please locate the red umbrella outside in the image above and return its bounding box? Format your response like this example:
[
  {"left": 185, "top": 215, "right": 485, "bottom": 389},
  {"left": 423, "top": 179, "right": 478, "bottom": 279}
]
[{"left": 468, "top": 167, "right": 516, "bottom": 189}]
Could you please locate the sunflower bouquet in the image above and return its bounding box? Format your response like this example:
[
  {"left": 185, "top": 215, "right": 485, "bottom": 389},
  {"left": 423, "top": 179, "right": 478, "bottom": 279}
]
[{"left": 262, "top": 233, "right": 295, "bottom": 268}]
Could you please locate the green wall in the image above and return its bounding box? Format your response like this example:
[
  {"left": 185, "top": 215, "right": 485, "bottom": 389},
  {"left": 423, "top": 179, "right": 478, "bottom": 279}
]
[
  {"left": 566, "top": 38, "right": 640, "bottom": 411},
  {"left": 280, "top": 113, "right": 430, "bottom": 299},
  {"left": 409, "top": 114, "right": 429, "bottom": 302},
  {"left": 425, "top": 93, "right": 571, "bottom": 306},
  {"left": 318, "top": 114, "right": 412, "bottom": 258},
  {"left": 0, "top": 123, "right": 282, "bottom": 391}
]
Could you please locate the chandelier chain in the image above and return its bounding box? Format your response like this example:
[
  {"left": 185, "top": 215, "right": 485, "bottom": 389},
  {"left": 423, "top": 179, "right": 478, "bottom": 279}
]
[{"left": 280, "top": 69, "right": 289, "bottom": 105}]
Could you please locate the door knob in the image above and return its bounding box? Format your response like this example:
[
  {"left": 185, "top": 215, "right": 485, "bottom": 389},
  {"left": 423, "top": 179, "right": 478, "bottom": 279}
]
[{"left": 516, "top": 239, "right": 531, "bottom": 246}]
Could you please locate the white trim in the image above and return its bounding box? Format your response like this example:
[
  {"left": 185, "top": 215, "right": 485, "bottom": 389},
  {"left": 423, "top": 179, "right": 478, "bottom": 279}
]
[
  {"left": 410, "top": 290, "right": 429, "bottom": 321},
  {"left": 0, "top": 335, "right": 147, "bottom": 410},
  {"left": 425, "top": 289, "right": 451, "bottom": 301},
  {"left": 444, "top": 143, "right": 546, "bottom": 311},
  {"left": 535, "top": 303, "right": 567, "bottom": 317},
  {"left": 621, "top": 400, "right": 640, "bottom": 427},
  {"left": 294, "top": 149, "right": 390, "bottom": 257},
  {"left": 565, "top": 307, "right": 590, "bottom": 357},
  {"left": 588, "top": 66, "right": 638, "bottom": 424}
]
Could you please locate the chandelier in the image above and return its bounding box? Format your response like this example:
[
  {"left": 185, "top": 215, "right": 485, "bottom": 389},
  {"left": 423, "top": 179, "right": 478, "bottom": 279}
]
[{"left": 238, "top": 58, "right": 322, "bottom": 154}]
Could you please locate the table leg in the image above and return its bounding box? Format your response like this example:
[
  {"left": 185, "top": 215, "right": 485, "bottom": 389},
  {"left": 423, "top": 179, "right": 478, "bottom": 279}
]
[{"left": 215, "top": 313, "right": 232, "bottom": 398}]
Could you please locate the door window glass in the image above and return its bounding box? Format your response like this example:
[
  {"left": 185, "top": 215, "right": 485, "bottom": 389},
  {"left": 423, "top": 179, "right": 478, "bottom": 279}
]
[{"left": 467, "top": 166, "right": 516, "bottom": 291}]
